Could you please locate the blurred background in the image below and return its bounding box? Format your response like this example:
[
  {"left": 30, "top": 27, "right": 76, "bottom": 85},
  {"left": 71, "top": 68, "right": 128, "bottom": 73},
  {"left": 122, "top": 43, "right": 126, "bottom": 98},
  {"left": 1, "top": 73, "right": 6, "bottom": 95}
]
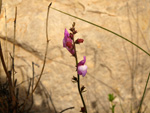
[{"left": 0, "top": 0, "right": 150, "bottom": 112}]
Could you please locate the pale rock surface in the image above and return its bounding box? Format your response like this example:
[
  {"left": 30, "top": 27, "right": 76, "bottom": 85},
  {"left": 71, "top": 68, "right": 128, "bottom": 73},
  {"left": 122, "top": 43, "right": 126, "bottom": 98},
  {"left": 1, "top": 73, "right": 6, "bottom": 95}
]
[{"left": 0, "top": 0, "right": 150, "bottom": 113}]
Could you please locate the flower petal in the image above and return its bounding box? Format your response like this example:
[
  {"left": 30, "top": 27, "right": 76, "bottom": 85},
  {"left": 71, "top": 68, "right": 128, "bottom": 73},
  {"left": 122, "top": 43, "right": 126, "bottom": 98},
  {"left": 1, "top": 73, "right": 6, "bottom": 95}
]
[
  {"left": 63, "top": 38, "right": 66, "bottom": 47},
  {"left": 68, "top": 48, "right": 75, "bottom": 55},
  {"left": 78, "top": 56, "right": 86, "bottom": 66},
  {"left": 63, "top": 29, "right": 75, "bottom": 55},
  {"left": 63, "top": 29, "right": 72, "bottom": 47},
  {"left": 77, "top": 65, "right": 87, "bottom": 77},
  {"left": 64, "top": 29, "right": 69, "bottom": 39}
]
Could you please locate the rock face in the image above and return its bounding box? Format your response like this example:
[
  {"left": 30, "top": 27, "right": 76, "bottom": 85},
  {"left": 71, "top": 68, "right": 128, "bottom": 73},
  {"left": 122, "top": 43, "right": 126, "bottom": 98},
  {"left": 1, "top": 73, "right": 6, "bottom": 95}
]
[
  {"left": 0, "top": 0, "right": 150, "bottom": 113},
  {"left": 0, "top": 0, "right": 2, "bottom": 14}
]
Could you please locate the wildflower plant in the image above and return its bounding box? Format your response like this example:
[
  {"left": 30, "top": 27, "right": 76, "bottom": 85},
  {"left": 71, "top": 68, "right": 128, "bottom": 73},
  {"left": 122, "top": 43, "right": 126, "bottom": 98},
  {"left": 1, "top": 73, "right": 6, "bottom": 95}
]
[
  {"left": 53, "top": 6, "right": 150, "bottom": 113},
  {"left": 63, "top": 22, "right": 87, "bottom": 113},
  {"left": 108, "top": 93, "right": 116, "bottom": 113}
]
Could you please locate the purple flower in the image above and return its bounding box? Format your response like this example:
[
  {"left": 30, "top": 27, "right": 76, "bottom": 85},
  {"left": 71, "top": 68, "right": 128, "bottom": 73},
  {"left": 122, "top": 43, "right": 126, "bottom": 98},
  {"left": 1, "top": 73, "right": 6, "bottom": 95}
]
[
  {"left": 63, "top": 29, "right": 75, "bottom": 55},
  {"left": 77, "top": 56, "right": 87, "bottom": 77}
]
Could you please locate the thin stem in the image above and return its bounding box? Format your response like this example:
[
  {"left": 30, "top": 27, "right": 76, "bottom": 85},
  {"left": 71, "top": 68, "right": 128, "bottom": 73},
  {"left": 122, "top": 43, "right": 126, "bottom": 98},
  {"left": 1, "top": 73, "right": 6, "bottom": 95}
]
[
  {"left": 60, "top": 107, "right": 74, "bottom": 113},
  {"left": 13, "top": 7, "right": 17, "bottom": 86},
  {"left": 31, "top": 2, "right": 51, "bottom": 95},
  {"left": 51, "top": 7, "right": 150, "bottom": 57},
  {"left": 137, "top": 73, "right": 150, "bottom": 113},
  {"left": 111, "top": 102, "right": 114, "bottom": 113},
  {"left": 5, "top": 8, "right": 8, "bottom": 69},
  {"left": 72, "top": 34, "right": 87, "bottom": 113},
  {"left": 20, "top": 3, "right": 52, "bottom": 111},
  {"left": 78, "top": 73, "right": 87, "bottom": 113}
]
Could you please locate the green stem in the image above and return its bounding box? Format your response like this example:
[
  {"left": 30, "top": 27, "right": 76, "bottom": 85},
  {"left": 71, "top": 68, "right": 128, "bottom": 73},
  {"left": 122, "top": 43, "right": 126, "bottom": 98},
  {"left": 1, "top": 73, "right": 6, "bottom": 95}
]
[
  {"left": 51, "top": 7, "right": 150, "bottom": 57},
  {"left": 78, "top": 74, "right": 87, "bottom": 113},
  {"left": 72, "top": 34, "right": 87, "bottom": 113},
  {"left": 137, "top": 72, "right": 150, "bottom": 113}
]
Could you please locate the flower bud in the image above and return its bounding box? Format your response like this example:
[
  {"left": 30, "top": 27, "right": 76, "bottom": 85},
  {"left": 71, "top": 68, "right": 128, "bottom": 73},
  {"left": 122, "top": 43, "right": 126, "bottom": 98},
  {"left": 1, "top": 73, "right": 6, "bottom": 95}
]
[
  {"left": 73, "top": 30, "right": 77, "bottom": 34},
  {"left": 81, "top": 86, "right": 86, "bottom": 93},
  {"left": 66, "top": 42, "right": 73, "bottom": 49},
  {"left": 70, "top": 28, "right": 75, "bottom": 32},
  {"left": 75, "top": 39, "right": 84, "bottom": 44},
  {"left": 72, "top": 76, "right": 78, "bottom": 83},
  {"left": 80, "top": 107, "right": 86, "bottom": 112}
]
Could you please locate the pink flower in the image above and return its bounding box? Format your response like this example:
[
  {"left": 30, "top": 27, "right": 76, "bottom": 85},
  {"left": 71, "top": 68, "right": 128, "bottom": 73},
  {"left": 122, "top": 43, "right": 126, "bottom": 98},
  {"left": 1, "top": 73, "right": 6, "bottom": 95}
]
[
  {"left": 77, "top": 56, "right": 87, "bottom": 77},
  {"left": 63, "top": 29, "right": 75, "bottom": 55}
]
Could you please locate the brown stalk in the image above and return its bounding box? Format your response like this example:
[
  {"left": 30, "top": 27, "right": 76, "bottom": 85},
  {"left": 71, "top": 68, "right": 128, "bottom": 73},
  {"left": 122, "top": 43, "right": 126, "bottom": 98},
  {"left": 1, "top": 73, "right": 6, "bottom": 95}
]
[
  {"left": 12, "top": 7, "right": 17, "bottom": 86},
  {"left": 20, "top": 2, "right": 52, "bottom": 111},
  {"left": 5, "top": 8, "right": 8, "bottom": 69},
  {"left": 32, "top": 2, "right": 51, "bottom": 93}
]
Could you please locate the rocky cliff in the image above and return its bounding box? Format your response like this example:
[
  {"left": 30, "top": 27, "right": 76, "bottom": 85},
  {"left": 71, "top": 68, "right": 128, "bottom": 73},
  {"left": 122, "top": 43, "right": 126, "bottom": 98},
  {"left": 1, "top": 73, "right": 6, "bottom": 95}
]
[{"left": 0, "top": 0, "right": 150, "bottom": 113}]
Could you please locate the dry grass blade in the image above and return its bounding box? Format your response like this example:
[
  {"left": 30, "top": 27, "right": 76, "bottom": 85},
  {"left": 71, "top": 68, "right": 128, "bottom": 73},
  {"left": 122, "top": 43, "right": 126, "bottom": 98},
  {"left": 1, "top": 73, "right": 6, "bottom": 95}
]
[
  {"left": 60, "top": 107, "right": 75, "bottom": 113},
  {"left": 12, "top": 7, "right": 17, "bottom": 87},
  {"left": 20, "top": 2, "right": 52, "bottom": 112},
  {"left": 32, "top": 2, "right": 52, "bottom": 93}
]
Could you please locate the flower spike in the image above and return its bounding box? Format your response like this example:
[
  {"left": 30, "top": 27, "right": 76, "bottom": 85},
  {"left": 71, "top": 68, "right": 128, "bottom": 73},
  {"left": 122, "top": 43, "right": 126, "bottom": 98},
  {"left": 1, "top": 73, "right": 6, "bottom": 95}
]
[{"left": 63, "top": 29, "right": 75, "bottom": 55}]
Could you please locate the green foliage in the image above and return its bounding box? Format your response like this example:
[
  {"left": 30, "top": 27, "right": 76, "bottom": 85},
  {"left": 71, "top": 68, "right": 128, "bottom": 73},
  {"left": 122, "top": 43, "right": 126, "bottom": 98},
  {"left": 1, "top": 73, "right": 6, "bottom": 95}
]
[
  {"left": 108, "top": 93, "right": 116, "bottom": 113},
  {"left": 108, "top": 93, "right": 116, "bottom": 102},
  {"left": 111, "top": 105, "right": 116, "bottom": 113}
]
